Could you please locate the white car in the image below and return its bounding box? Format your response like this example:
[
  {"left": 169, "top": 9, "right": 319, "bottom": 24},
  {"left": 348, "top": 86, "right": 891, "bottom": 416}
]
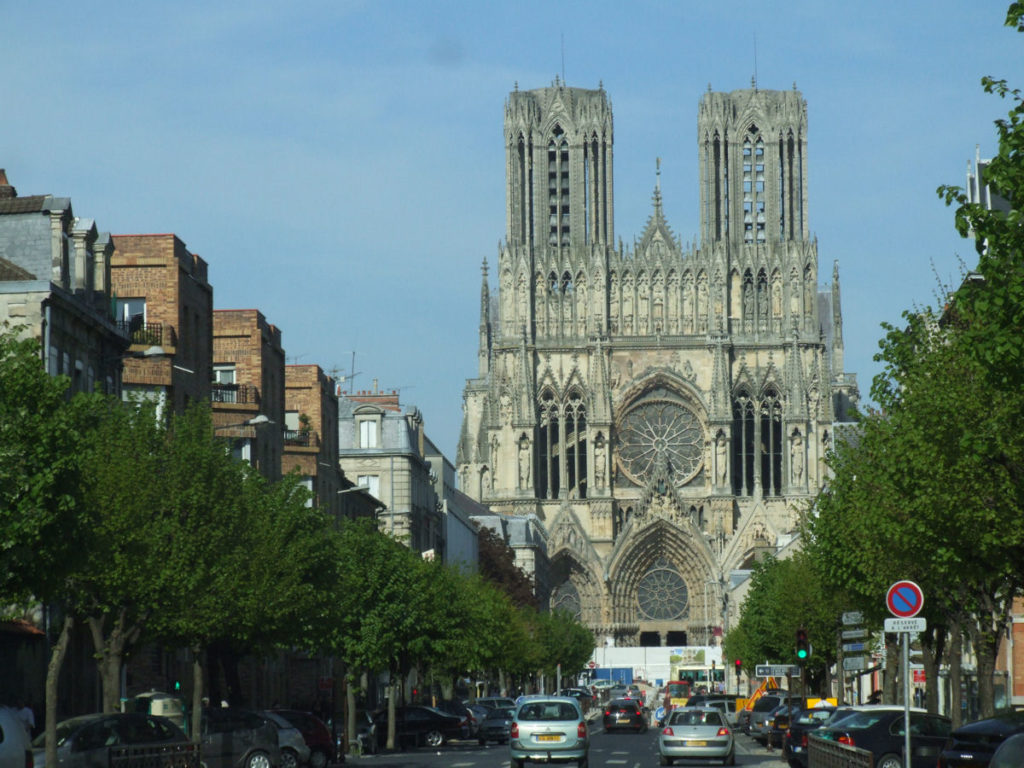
[{"left": 0, "top": 708, "right": 32, "bottom": 768}]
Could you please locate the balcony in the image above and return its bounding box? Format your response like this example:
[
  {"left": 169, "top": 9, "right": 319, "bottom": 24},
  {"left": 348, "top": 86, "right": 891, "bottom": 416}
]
[
  {"left": 118, "top": 320, "right": 163, "bottom": 347},
  {"left": 210, "top": 383, "right": 260, "bottom": 405},
  {"left": 283, "top": 430, "right": 319, "bottom": 448}
]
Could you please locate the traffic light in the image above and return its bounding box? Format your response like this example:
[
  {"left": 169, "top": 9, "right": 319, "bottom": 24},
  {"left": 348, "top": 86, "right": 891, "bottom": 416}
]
[
  {"left": 796, "top": 628, "right": 810, "bottom": 661},
  {"left": 734, "top": 659, "right": 742, "bottom": 676}
]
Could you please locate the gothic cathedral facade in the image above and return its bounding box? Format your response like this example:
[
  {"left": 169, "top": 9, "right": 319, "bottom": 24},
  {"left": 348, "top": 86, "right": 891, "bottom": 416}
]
[{"left": 457, "top": 80, "right": 858, "bottom": 647}]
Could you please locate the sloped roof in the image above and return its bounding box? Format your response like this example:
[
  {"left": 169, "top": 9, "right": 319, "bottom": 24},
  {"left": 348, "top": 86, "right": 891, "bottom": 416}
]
[{"left": 0, "top": 255, "right": 36, "bottom": 280}]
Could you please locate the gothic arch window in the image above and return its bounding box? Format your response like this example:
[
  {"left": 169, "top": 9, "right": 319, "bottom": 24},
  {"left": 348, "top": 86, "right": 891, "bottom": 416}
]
[
  {"left": 617, "top": 386, "right": 704, "bottom": 488},
  {"left": 564, "top": 390, "right": 588, "bottom": 499},
  {"left": 548, "top": 126, "right": 570, "bottom": 246},
  {"left": 536, "top": 388, "right": 589, "bottom": 500},
  {"left": 760, "top": 388, "right": 783, "bottom": 496},
  {"left": 757, "top": 268, "right": 769, "bottom": 331},
  {"left": 731, "top": 389, "right": 755, "bottom": 495},
  {"left": 561, "top": 271, "right": 573, "bottom": 294},
  {"left": 551, "top": 580, "right": 581, "bottom": 620},
  {"left": 742, "top": 270, "right": 754, "bottom": 332},
  {"left": 637, "top": 557, "right": 688, "bottom": 621}
]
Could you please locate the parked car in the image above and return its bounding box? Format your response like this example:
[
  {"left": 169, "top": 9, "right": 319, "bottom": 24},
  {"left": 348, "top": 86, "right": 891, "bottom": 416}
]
[
  {"left": 477, "top": 706, "right": 516, "bottom": 745},
  {"left": 687, "top": 695, "right": 740, "bottom": 725},
  {"left": 937, "top": 710, "right": 1024, "bottom": 768},
  {"left": 267, "top": 711, "right": 334, "bottom": 768},
  {"left": 30, "top": 712, "right": 191, "bottom": 768},
  {"left": 989, "top": 731, "right": 1024, "bottom": 768},
  {"left": 602, "top": 698, "right": 647, "bottom": 733},
  {"left": 1, "top": 707, "right": 34, "bottom": 768},
  {"left": 510, "top": 696, "right": 588, "bottom": 768},
  {"left": 658, "top": 706, "right": 735, "bottom": 766},
  {"left": 476, "top": 697, "right": 516, "bottom": 710},
  {"left": 370, "top": 706, "right": 464, "bottom": 749},
  {"left": 626, "top": 685, "right": 646, "bottom": 706},
  {"left": 782, "top": 706, "right": 837, "bottom": 768},
  {"left": 557, "top": 689, "right": 594, "bottom": 713},
  {"left": 433, "top": 699, "right": 477, "bottom": 737},
  {"left": 260, "top": 712, "right": 309, "bottom": 768},
  {"left": 200, "top": 708, "right": 282, "bottom": 768},
  {"left": 814, "top": 707, "right": 952, "bottom": 768}
]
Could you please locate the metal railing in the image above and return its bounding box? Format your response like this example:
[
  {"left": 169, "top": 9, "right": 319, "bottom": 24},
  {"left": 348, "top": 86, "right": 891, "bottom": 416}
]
[
  {"left": 283, "top": 430, "right": 318, "bottom": 447},
  {"left": 117, "top": 321, "right": 163, "bottom": 347},
  {"left": 808, "top": 734, "right": 874, "bottom": 768},
  {"left": 109, "top": 742, "right": 200, "bottom": 768},
  {"left": 210, "top": 384, "right": 259, "bottom": 404}
]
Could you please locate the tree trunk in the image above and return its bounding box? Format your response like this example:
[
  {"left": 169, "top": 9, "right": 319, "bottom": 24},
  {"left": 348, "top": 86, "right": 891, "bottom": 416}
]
[
  {"left": 922, "top": 625, "right": 945, "bottom": 714},
  {"left": 87, "top": 610, "right": 141, "bottom": 713},
  {"left": 386, "top": 680, "right": 397, "bottom": 751},
  {"left": 191, "top": 645, "right": 205, "bottom": 743},
  {"left": 968, "top": 615, "right": 1002, "bottom": 720},
  {"left": 949, "top": 627, "right": 963, "bottom": 729},
  {"left": 345, "top": 674, "right": 357, "bottom": 756},
  {"left": 45, "top": 614, "right": 74, "bottom": 768},
  {"left": 883, "top": 635, "right": 899, "bottom": 704}
]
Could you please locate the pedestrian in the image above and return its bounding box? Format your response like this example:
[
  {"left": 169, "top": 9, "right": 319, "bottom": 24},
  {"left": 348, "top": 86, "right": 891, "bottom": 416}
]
[{"left": 16, "top": 699, "right": 35, "bottom": 737}]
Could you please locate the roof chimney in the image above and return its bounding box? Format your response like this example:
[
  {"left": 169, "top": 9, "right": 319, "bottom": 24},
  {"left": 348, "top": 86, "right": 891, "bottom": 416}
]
[{"left": 0, "top": 169, "right": 16, "bottom": 200}]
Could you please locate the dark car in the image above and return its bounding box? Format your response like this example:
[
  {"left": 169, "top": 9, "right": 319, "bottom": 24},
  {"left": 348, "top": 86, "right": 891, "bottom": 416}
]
[
  {"left": 765, "top": 703, "right": 805, "bottom": 750},
  {"left": 602, "top": 698, "right": 647, "bottom": 733},
  {"left": 814, "top": 707, "right": 952, "bottom": 768},
  {"left": 477, "top": 706, "right": 515, "bottom": 745},
  {"left": 476, "top": 697, "right": 516, "bottom": 710},
  {"left": 557, "top": 689, "right": 595, "bottom": 713},
  {"left": 30, "top": 713, "right": 192, "bottom": 768},
  {"left": 433, "top": 700, "right": 476, "bottom": 737},
  {"left": 267, "top": 710, "right": 335, "bottom": 768},
  {"left": 200, "top": 708, "right": 282, "bottom": 768},
  {"left": 937, "top": 710, "right": 1024, "bottom": 768},
  {"left": 371, "top": 706, "right": 464, "bottom": 749},
  {"left": 745, "top": 692, "right": 790, "bottom": 736},
  {"left": 782, "top": 707, "right": 837, "bottom": 768},
  {"left": 989, "top": 731, "right": 1024, "bottom": 768}
]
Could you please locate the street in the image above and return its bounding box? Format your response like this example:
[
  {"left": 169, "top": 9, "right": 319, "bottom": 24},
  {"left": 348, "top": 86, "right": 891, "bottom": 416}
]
[{"left": 343, "top": 725, "right": 790, "bottom": 767}]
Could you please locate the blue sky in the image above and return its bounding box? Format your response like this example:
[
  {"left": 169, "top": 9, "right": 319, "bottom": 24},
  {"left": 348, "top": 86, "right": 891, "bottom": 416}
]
[{"left": 2, "top": 1, "right": 1021, "bottom": 457}]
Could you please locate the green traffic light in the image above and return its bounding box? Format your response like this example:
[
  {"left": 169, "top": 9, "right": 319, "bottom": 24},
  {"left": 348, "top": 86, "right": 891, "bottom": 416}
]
[{"left": 796, "top": 648, "right": 808, "bottom": 659}]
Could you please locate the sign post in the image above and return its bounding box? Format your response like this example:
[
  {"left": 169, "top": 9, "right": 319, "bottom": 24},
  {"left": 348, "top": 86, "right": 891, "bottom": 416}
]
[{"left": 886, "top": 581, "right": 924, "bottom": 768}]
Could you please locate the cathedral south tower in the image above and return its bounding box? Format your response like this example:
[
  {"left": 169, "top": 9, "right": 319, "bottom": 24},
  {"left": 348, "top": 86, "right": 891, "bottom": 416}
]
[{"left": 458, "top": 80, "right": 858, "bottom": 648}]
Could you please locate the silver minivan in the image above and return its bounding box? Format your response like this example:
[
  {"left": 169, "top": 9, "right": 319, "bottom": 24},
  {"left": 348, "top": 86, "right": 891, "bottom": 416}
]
[{"left": 510, "top": 696, "right": 588, "bottom": 768}]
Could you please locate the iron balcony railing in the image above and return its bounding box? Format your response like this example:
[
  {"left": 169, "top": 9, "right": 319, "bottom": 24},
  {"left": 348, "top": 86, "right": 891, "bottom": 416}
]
[{"left": 210, "top": 383, "right": 260, "bottom": 405}]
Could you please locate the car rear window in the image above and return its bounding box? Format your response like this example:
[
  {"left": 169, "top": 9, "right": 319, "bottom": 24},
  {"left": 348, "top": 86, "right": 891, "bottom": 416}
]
[
  {"left": 753, "top": 696, "right": 784, "bottom": 711},
  {"left": 669, "top": 710, "right": 723, "bottom": 726},
  {"left": 518, "top": 702, "right": 580, "bottom": 721}
]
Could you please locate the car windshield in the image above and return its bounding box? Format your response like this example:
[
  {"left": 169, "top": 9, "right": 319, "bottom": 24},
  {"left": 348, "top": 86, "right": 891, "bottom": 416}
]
[
  {"left": 32, "top": 716, "right": 94, "bottom": 748},
  {"left": 794, "top": 709, "right": 835, "bottom": 725},
  {"left": 669, "top": 709, "right": 723, "bottom": 727},
  {"left": 834, "top": 711, "right": 890, "bottom": 730},
  {"left": 517, "top": 702, "right": 579, "bottom": 722},
  {"left": 666, "top": 684, "right": 689, "bottom": 698},
  {"left": 486, "top": 707, "right": 515, "bottom": 720}
]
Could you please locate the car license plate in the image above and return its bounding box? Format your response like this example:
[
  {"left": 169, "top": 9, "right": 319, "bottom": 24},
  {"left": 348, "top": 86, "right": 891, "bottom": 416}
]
[
  {"left": 537, "top": 734, "right": 560, "bottom": 742},
  {"left": 617, "top": 718, "right": 631, "bottom": 723},
  {"left": 684, "top": 740, "right": 707, "bottom": 746}
]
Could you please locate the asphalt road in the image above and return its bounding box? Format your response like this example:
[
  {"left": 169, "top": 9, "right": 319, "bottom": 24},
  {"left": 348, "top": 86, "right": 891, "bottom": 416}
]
[{"left": 343, "top": 721, "right": 790, "bottom": 768}]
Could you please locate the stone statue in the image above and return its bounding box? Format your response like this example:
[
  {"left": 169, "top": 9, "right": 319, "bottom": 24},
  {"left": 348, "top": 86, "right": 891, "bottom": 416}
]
[
  {"left": 594, "top": 439, "right": 607, "bottom": 490},
  {"left": 791, "top": 434, "right": 804, "bottom": 484},
  {"left": 518, "top": 438, "right": 531, "bottom": 489}
]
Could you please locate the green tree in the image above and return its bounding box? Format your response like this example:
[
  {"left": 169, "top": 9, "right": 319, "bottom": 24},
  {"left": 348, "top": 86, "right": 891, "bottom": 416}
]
[{"left": 0, "top": 325, "right": 108, "bottom": 767}]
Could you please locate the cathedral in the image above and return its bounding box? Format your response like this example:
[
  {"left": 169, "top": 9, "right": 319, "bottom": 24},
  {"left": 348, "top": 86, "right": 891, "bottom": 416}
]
[{"left": 457, "top": 79, "right": 858, "bottom": 647}]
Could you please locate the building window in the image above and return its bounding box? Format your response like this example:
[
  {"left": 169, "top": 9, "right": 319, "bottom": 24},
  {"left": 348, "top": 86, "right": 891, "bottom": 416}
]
[
  {"left": 212, "top": 365, "right": 237, "bottom": 403},
  {"left": 357, "top": 475, "right": 380, "bottom": 497},
  {"left": 359, "top": 419, "right": 379, "bottom": 448}
]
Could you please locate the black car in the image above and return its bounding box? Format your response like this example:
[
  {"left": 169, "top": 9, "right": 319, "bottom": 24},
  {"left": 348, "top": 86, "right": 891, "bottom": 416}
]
[
  {"left": 371, "top": 706, "right": 464, "bottom": 749},
  {"left": 765, "top": 703, "right": 805, "bottom": 750},
  {"left": 200, "top": 708, "right": 283, "bottom": 768},
  {"left": 477, "top": 706, "right": 515, "bottom": 745},
  {"left": 814, "top": 707, "right": 952, "bottom": 768},
  {"left": 557, "top": 688, "right": 595, "bottom": 713},
  {"left": 937, "top": 710, "right": 1024, "bottom": 768},
  {"left": 30, "top": 713, "right": 192, "bottom": 768},
  {"left": 602, "top": 698, "right": 647, "bottom": 733},
  {"left": 782, "top": 707, "right": 837, "bottom": 768},
  {"left": 433, "top": 700, "right": 477, "bottom": 736}
]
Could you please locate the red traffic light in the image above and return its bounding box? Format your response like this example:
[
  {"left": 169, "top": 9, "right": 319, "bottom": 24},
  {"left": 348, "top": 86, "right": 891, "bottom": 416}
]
[{"left": 734, "top": 659, "right": 742, "bottom": 667}]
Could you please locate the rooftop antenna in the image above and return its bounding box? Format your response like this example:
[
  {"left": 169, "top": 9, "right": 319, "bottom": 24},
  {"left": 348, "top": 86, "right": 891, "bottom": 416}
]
[{"left": 332, "top": 351, "right": 362, "bottom": 394}]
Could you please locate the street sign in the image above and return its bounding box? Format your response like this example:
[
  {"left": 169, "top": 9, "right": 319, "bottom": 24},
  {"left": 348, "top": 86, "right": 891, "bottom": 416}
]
[
  {"left": 842, "top": 642, "right": 865, "bottom": 652},
  {"left": 842, "top": 657, "right": 868, "bottom": 671},
  {"left": 588, "top": 661, "right": 598, "bottom": 669},
  {"left": 886, "top": 580, "right": 924, "bottom": 618},
  {"left": 884, "top": 617, "right": 927, "bottom": 633},
  {"left": 842, "top": 629, "right": 868, "bottom": 640},
  {"left": 755, "top": 664, "right": 800, "bottom": 678},
  {"left": 842, "top": 611, "right": 864, "bottom": 625}
]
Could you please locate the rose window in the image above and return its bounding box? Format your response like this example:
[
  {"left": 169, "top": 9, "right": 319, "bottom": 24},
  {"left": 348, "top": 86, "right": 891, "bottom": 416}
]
[
  {"left": 637, "top": 558, "right": 688, "bottom": 621},
  {"left": 617, "top": 387, "right": 705, "bottom": 486},
  {"left": 551, "top": 580, "right": 581, "bottom": 620}
]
